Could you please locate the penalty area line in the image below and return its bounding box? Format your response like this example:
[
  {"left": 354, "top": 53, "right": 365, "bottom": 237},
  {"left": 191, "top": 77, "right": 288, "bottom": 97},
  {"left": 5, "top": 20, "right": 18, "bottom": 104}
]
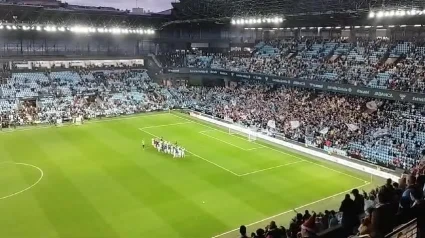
[
  {"left": 140, "top": 121, "right": 193, "bottom": 129},
  {"left": 211, "top": 181, "right": 371, "bottom": 238},
  {"left": 237, "top": 160, "right": 306, "bottom": 177}
]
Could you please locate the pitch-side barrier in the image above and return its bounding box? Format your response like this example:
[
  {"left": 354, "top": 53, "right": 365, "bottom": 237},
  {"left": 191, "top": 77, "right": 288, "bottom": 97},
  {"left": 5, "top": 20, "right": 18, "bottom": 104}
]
[{"left": 189, "top": 112, "right": 400, "bottom": 181}]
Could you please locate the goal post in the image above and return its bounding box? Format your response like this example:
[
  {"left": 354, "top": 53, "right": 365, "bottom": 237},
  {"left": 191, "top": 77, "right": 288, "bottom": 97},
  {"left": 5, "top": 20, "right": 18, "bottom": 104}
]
[{"left": 228, "top": 127, "right": 257, "bottom": 142}]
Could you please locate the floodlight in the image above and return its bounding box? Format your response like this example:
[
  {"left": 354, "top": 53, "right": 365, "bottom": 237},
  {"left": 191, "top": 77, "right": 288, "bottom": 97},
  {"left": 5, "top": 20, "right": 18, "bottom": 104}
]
[
  {"left": 389, "top": 10, "right": 395, "bottom": 16},
  {"left": 256, "top": 19, "right": 261, "bottom": 24},
  {"left": 400, "top": 10, "right": 406, "bottom": 16},
  {"left": 231, "top": 19, "right": 236, "bottom": 25},
  {"left": 369, "top": 11, "right": 375, "bottom": 18},
  {"left": 384, "top": 11, "right": 390, "bottom": 16},
  {"left": 240, "top": 19, "right": 245, "bottom": 24},
  {"left": 354, "top": 26, "right": 361, "bottom": 29},
  {"left": 411, "top": 9, "right": 417, "bottom": 15},
  {"left": 388, "top": 25, "right": 395, "bottom": 28},
  {"left": 58, "top": 27, "right": 65, "bottom": 32},
  {"left": 377, "top": 11, "right": 384, "bottom": 18},
  {"left": 0, "top": 25, "right": 3, "bottom": 29},
  {"left": 414, "top": 24, "right": 421, "bottom": 27},
  {"left": 278, "top": 17, "right": 284, "bottom": 23},
  {"left": 12, "top": 25, "right": 17, "bottom": 30},
  {"left": 335, "top": 26, "right": 341, "bottom": 29}
]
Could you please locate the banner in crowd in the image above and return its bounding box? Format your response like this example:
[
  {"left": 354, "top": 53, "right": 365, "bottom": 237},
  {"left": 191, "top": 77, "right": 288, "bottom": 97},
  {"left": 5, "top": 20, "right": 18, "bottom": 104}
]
[{"left": 163, "top": 68, "right": 425, "bottom": 104}]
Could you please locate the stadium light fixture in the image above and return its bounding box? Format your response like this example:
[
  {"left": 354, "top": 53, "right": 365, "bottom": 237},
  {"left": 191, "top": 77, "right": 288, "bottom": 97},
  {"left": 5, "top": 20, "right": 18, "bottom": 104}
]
[
  {"left": 369, "top": 11, "right": 375, "bottom": 18},
  {"left": 388, "top": 25, "right": 395, "bottom": 28},
  {"left": 414, "top": 24, "right": 421, "bottom": 27},
  {"left": 335, "top": 26, "right": 341, "bottom": 29},
  {"left": 400, "top": 25, "right": 407, "bottom": 27},
  {"left": 377, "top": 11, "right": 384, "bottom": 18},
  {"left": 0, "top": 25, "right": 3, "bottom": 30},
  {"left": 231, "top": 19, "right": 236, "bottom": 25},
  {"left": 354, "top": 26, "right": 361, "bottom": 29}
]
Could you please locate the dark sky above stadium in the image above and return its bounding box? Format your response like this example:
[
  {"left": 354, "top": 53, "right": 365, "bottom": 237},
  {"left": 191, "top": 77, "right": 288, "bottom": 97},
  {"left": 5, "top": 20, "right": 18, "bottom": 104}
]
[{"left": 66, "top": 0, "right": 173, "bottom": 12}]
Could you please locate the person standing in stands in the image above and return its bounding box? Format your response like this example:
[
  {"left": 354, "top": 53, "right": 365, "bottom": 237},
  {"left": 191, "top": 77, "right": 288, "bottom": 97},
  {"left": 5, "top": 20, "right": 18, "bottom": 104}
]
[
  {"left": 339, "top": 194, "right": 357, "bottom": 235},
  {"left": 410, "top": 188, "right": 425, "bottom": 238},
  {"left": 371, "top": 189, "right": 396, "bottom": 238},
  {"left": 352, "top": 189, "right": 365, "bottom": 217}
]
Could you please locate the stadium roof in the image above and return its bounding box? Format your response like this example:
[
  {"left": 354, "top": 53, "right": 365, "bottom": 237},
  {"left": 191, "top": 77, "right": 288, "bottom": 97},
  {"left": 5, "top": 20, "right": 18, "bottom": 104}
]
[
  {"left": 0, "top": 2, "right": 169, "bottom": 27},
  {"left": 171, "top": 0, "right": 425, "bottom": 19}
]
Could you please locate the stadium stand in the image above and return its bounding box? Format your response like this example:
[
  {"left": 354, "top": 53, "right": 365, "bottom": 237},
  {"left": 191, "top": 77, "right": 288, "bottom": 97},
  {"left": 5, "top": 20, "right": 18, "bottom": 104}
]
[{"left": 2, "top": 0, "right": 425, "bottom": 237}]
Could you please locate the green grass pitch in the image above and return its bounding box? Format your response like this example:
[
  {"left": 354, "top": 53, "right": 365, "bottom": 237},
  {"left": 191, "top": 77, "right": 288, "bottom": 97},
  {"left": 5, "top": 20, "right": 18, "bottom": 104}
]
[{"left": 0, "top": 112, "right": 378, "bottom": 238}]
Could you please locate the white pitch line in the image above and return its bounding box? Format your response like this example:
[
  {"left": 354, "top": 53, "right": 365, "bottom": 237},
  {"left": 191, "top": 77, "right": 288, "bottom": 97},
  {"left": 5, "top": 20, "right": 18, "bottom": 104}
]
[
  {"left": 138, "top": 128, "right": 239, "bottom": 176},
  {"left": 0, "top": 162, "right": 44, "bottom": 200},
  {"left": 140, "top": 121, "right": 192, "bottom": 129},
  {"left": 211, "top": 182, "right": 371, "bottom": 238},
  {"left": 238, "top": 160, "right": 306, "bottom": 177},
  {"left": 199, "top": 131, "right": 256, "bottom": 151},
  {"left": 171, "top": 113, "right": 369, "bottom": 183},
  {"left": 245, "top": 146, "right": 266, "bottom": 151}
]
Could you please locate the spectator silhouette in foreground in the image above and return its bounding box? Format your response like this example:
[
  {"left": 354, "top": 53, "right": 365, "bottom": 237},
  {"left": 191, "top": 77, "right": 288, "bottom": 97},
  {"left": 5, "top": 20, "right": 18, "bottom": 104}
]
[
  {"left": 240, "top": 225, "right": 249, "bottom": 238},
  {"left": 371, "top": 189, "right": 396, "bottom": 238},
  {"left": 340, "top": 194, "right": 357, "bottom": 235}
]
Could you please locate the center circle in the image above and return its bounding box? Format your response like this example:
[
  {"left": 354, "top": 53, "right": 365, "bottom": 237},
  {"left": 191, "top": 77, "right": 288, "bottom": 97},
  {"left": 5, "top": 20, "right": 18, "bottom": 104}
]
[{"left": 0, "top": 162, "right": 44, "bottom": 200}]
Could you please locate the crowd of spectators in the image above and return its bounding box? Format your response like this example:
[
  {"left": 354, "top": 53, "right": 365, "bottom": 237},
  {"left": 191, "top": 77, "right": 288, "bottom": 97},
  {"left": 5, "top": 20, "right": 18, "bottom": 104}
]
[
  {"left": 159, "top": 38, "right": 425, "bottom": 93},
  {"left": 0, "top": 69, "right": 175, "bottom": 127},
  {"left": 172, "top": 81, "right": 425, "bottom": 172},
  {"left": 238, "top": 176, "right": 425, "bottom": 238}
]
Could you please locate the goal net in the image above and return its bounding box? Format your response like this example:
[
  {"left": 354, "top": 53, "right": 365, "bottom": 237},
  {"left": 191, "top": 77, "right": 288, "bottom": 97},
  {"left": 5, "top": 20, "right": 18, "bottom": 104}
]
[{"left": 228, "top": 127, "right": 257, "bottom": 142}]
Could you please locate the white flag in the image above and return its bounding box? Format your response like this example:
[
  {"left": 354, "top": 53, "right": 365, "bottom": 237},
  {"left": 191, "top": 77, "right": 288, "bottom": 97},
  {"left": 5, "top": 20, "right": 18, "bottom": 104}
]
[
  {"left": 320, "top": 127, "right": 330, "bottom": 135},
  {"left": 346, "top": 123, "right": 359, "bottom": 131},
  {"left": 290, "top": 121, "right": 300, "bottom": 129},
  {"left": 373, "top": 128, "right": 389, "bottom": 138},
  {"left": 267, "top": 120, "right": 276, "bottom": 129}
]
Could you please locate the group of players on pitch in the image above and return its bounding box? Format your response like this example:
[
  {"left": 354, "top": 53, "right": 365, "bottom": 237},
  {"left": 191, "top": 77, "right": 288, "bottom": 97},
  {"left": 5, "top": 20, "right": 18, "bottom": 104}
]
[{"left": 148, "top": 138, "right": 186, "bottom": 158}]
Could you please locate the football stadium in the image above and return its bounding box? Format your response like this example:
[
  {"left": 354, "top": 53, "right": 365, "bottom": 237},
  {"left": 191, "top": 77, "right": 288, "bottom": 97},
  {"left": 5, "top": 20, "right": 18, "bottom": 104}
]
[{"left": 1, "top": 0, "right": 425, "bottom": 238}]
